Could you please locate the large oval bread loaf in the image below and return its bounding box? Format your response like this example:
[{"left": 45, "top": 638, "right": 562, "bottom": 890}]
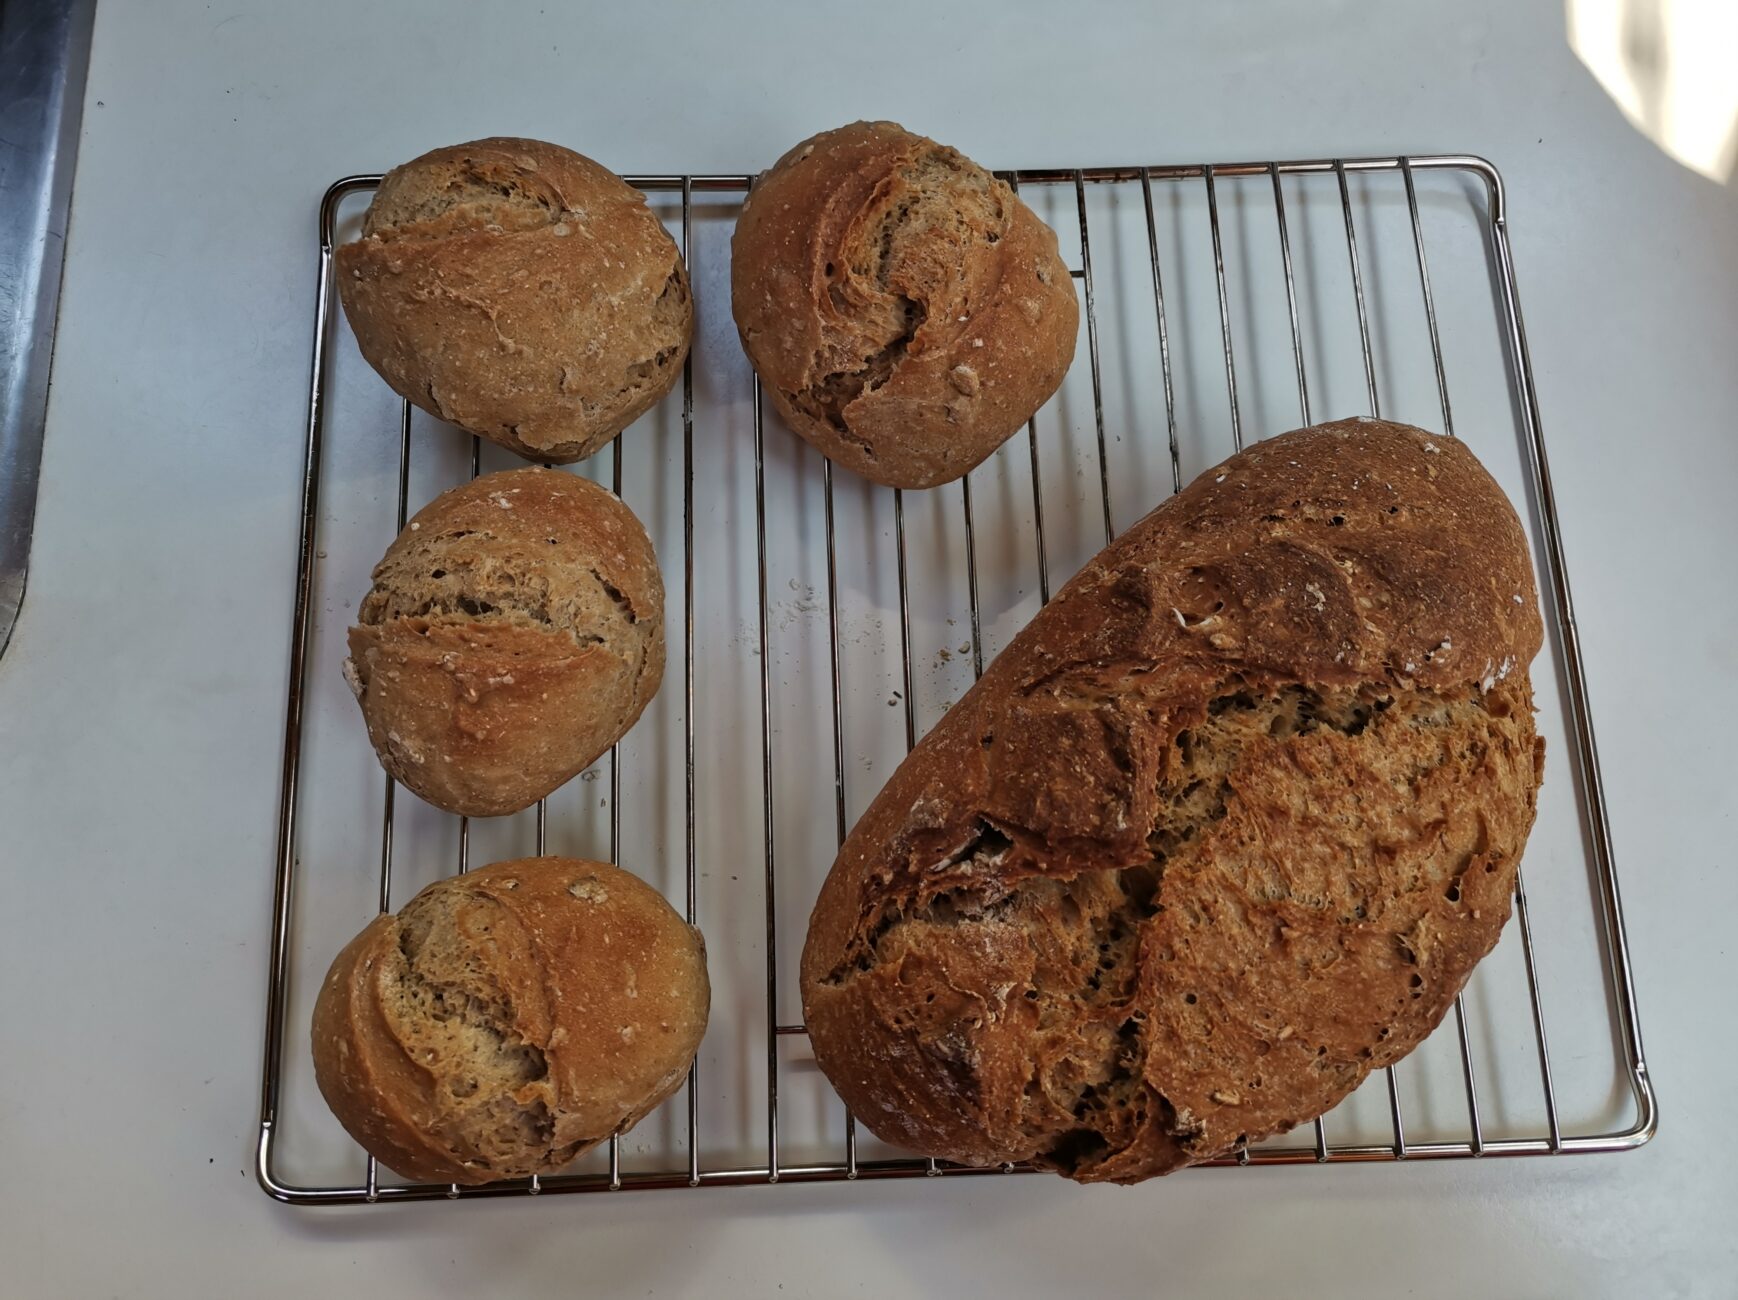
[{"left": 799, "top": 418, "right": 1545, "bottom": 1182}]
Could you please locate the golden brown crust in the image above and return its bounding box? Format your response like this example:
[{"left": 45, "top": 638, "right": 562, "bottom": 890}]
[
  {"left": 337, "top": 137, "right": 692, "bottom": 464},
  {"left": 311, "top": 858, "right": 709, "bottom": 1185},
  {"left": 799, "top": 418, "right": 1545, "bottom": 1181},
  {"left": 731, "top": 121, "right": 1078, "bottom": 489},
  {"left": 345, "top": 468, "right": 663, "bottom": 817}
]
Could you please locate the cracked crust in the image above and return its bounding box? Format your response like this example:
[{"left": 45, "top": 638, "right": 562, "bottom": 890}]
[
  {"left": 345, "top": 468, "right": 664, "bottom": 817},
  {"left": 337, "top": 137, "right": 693, "bottom": 464},
  {"left": 311, "top": 858, "right": 709, "bottom": 1185},
  {"left": 799, "top": 418, "right": 1546, "bottom": 1182},
  {"left": 731, "top": 121, "right": 1078, "bottom": 489}
]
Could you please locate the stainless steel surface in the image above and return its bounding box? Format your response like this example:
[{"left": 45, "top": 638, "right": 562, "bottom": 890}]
[
  {"left": 1204, "top": 165, "right": 1244, "bottom": 453},
  {"left": 258, "top": 155, "right": 1655, "bottom": 1204},
  {"left": 0, "top": 0, "right": 95, "bottom": 659},
  {"left": 1071, "top": 171, "right": 1113, "bottom": 544}
]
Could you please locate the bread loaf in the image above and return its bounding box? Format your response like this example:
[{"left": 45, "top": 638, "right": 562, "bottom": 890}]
[
  {"left": 337, "top": 137, "right": 692, "bottom": 464},
  {"left": 312, "top": 858, "right": 708, "bottom": 1185},
  {"left": 799, "top": 418, "right": 1544, "bottom": 1182},
  {"left": 345, "top": 467, "right": 663, "bottom": 818},
  {"left": 731, "top": 121, "right": 1078, "bottom": 489}
]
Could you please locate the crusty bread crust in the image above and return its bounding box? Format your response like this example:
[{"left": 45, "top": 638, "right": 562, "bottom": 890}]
[
  {"left": 345, "top": 468, "right": 663, "bottom": 817},
  {"left": 731, "top": 121, "right": 1078, "bottom": 489},
  {"left": 338, "top": 137, "right": 692, "bottom": 464},
  {"left": 312, "top": 858, "right": 709, "bottom": 1185},
  {"left": 799, "top": 418, "right": 1545, "bottom": 1182}
]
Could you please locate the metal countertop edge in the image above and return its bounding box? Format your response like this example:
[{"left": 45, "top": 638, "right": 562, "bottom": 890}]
[{"left": 0, "top": 0, "right": 98, "bottom": 661}]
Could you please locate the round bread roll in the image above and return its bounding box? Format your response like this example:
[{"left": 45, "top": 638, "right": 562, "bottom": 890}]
[
  {"left": 731, "top": 121, "right": 1079, "bottom": 489},
  {"left": 344, "top": 467, "right": 663, "bottom": 818},
  {"left": 312, "top": 858, "right": 708, "bottom": 1185},
  {"left": 337, "top": 137, "right": 693, "bottom": 464}
]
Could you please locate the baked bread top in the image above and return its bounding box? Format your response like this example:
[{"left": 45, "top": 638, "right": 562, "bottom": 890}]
[
  {"left": 732, "top": 121, "right": 1078, "bottom": 489},
  {"left": 338, "top": 137, "right": 692, "bottom": 464},
  {"left": 312, "top": 857, "right": 708, "bottom": 1185},
  {"left": 345, "top": 467, "right": 664, "bottom": 817},
  {"left": 800, "top": 418, "right": 1545, "bottom": 1181}
]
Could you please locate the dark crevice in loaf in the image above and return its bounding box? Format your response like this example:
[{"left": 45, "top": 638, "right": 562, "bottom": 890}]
[
  {"left": 393, "top": 910, "right": 548, "bottom": 1088},
  {"left": 586, "top": 566, "right": 638, "bottom": 624},
  {"left": 1044, "top": 1015, "right": 1153, "bottom": 1173},
  {"left": 1152, "top": 683, "right": 1472, "bottom": 921},
  {"left": 358, "top": 540, "right": 643, "bottom": 655},
  {"left": 841, "top": 878, "right": 1020, "bottom": 980},
  {"left": 824, "top": 820, "right": 1019, "bottom": 982},
  {"left": 362, "top": 578, "right": 558, "bottom": 633},
  {"left": 789, "top": 147, "right": 1009, "bottom": 446},
  {"left": 1022, "top": 872, "right": 1157, "bottom": 1169},
  {"left": 365, "top": 156, "right": 572, "bottom": 241},
  {"left": 621, "top": 268, "right": 690, "bottom": 389},
  {"left": 1045, "top": 1126, "right": 1110, "bottom": 1174},
  {"left": 389, "top": 896, "right": 556, "bottom": 1163},
  {"left": 424, "top": 381, "right": 454, "bottom": 423},
  {"left": 544, "top": 1134, "right": 593, "bottom": 1169},
  {"left": 654, "top": 265, "right": 688, "bottom": 316},
  {"left": 837, "top": 674, "right": 1509, "bottom": 1174},
  {"left": 793, "top": 294, "right": 928, "bottom": 441},
  {"left": 625, "top": 342, "right": 682, "bottom": 384},
  {"left": 1148, "top": 685, "right": 1393, "bottom": 862},
  {"left": 1035, "top": 681, "right": 1493, "bottom": 1171}
]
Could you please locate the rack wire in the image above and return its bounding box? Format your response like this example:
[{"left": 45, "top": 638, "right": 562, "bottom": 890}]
[{"left": 258, "top": 154, "right": 1655, "bottom": 1203}]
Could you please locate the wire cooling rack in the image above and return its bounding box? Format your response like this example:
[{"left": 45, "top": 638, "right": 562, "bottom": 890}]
[{"left": 257, "top": 153, "right": 1655, "bottom": 1204}]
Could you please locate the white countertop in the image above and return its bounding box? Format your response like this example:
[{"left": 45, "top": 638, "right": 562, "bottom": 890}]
[{"left": 3, "top": 1, "right": 1735, "bottom": 1295}]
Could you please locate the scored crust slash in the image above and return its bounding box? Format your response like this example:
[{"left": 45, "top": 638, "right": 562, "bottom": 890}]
[{"left": 799, "top": 417, "right": 1545, "bottom": 1184}]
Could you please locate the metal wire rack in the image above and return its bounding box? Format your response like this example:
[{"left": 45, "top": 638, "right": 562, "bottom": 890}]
[{"left": 257, "top": 153, "right": 1655, "bottom": 1204}]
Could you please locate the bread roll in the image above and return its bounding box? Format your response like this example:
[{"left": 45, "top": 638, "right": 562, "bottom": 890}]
[
  {"left": 344, "top": 467, "right": 663, "bottom": 818},
  {"left": 337, "top": 137, "right": 692, "bottom": 464},
  {"left": 731, "top": 121, "right": 1078, "bottom": 489},
  {"left": 312, "top": 858, "right": 708, "bottom": 1185},
  {"left": 799, "top": 418, "right": 1544, "bottom": 1182}
]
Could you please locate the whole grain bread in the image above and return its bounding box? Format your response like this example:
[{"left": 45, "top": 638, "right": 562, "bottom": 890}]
[
  {"left": 345, "top": 467, "right": 663, "bottom": 818},
  {"left": 731, "top": 121, "right": 1078, "bottom": 489},
  {"left": 799, "top": 418, "right": 1545, "bottom": 1182},
  {"left": 337, "top": 137, "right": 692, "bottom": 464},
  {"left": 312, "top": 857, "right": 709, "bottom": 1185}
]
